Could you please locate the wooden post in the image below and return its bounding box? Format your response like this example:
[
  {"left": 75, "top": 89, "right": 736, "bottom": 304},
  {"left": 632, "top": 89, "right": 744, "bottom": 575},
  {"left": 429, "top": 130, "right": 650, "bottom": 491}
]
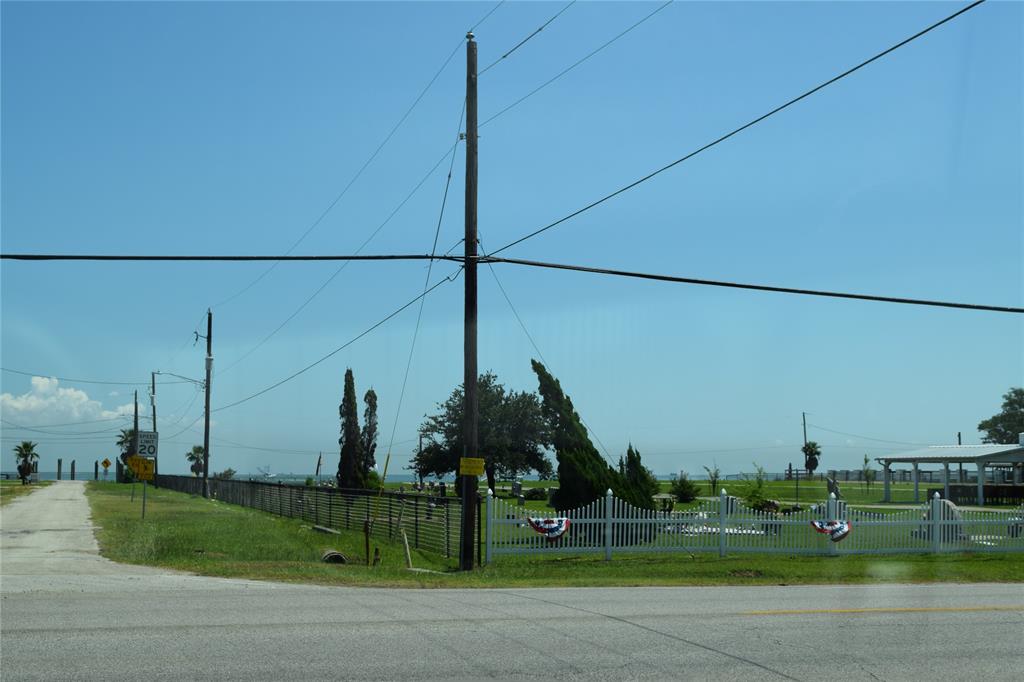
[{"left": 459, "top": 31, "right": 479, "bottom": 572}]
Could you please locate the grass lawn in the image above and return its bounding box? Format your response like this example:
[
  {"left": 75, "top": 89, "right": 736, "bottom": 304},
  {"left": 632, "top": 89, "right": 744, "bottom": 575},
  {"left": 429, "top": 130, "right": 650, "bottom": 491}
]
[
  {"left": 0, "top": 479, "right": 52, "bottom": 507},
  {"left": 85, "top": 481, "right": 1023, "bottom": 588}
]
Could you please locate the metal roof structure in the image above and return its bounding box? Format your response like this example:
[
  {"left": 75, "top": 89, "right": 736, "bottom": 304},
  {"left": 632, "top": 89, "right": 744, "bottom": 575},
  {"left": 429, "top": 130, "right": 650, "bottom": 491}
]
[
  {"left": 875, "top": 444, "right": 1024, "bottom": 466},
  {"left": 874, "top": 436, "right": 1023, "bottom": 506}
]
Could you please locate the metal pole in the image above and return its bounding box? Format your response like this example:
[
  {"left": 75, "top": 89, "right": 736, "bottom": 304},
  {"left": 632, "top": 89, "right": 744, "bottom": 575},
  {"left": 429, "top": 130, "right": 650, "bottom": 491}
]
[
  {"left": 202, "top": 309, "right": 213, "bottom": 499},
  {"left": 459, "top": 32, "right": 478, "bottom": 572}
]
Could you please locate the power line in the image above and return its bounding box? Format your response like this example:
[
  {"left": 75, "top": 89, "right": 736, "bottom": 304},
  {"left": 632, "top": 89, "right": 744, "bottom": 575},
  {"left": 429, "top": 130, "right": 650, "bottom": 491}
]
[
  {"left": 1, "top": 418, "right": 130, "bottom": 436},
  {"left": 480, "top": 1, "right": 673, "bottom": 128},
  {"left": 484, "top": 256, "right": 1024, "bottom": 314},
  {"left": 0, "top": 415, "right": 128, "bottom": 428},
  {"left": 1, "top": 367, "right": 192, "bottom": 386},
  {"left": 208, "top": 5, "right": 502, "bottom": 311},
  {"left": 6, "top": 253, "right": 1018, "bottom": 312},
  {"left": 383, "top": 101, "right": 466, "bottom": 479},
  {"left": 2, "top": 253, "right": 455, "bottom": 262},
  {"left": 488, "top": 0, "right": 987, "bottom": 256},
  {"left": 214, "top": 149, "right": 462, "bottom": 377},
  {"left": 806, "top": 423, "right": 930, "bottom": 447},
  {"left": 478, "top": 234, "right": 616, "bottom": 463},
  {"left": 479, "top": 0, "right": 577, "bottom": 75},
  {"left": 212, "top": 268, "right": 463, "bottom": 414}
]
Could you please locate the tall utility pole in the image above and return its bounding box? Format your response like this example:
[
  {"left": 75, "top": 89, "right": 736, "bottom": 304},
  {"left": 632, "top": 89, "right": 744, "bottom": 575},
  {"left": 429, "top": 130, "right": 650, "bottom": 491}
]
[
  {"left": 202, "top": 309, "right": 213, "bottom": 499},
  {"left": 131, "top": 390, "right": 139, "bottom": 501},
  {"left": 133, "top": 390, "right": 140, "bottom": 457},
  {"left": 150, "top": 372, "right": 158, "bottom": 483},
  {"left": 797, "top": 411, "right": 808, "bottom": 502},
  {"left": 460, "top": 32, "right": 478, "bottom": 572},
  {"left": 151, "top": 372, "right": 158, "bottom": 432}
]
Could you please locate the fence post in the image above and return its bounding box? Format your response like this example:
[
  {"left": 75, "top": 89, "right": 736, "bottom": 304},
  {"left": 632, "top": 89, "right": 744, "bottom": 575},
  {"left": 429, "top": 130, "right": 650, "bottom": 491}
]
[
  {"left": 414, "top": 496, "right": 420, "bottom": 549},
  {"left": 931, "top": 492, "right": 942, "bottom": 554},
  {"left": 827, "top": 493, "right": 839, "bottom": 556},
  {"left": 445, "top": 498, "right": 451, "bottom": 558},
  {"left": 485, "top": 489, "right": 493, "bottom": 564},
  {"left": 604, "top": 488, "right": 613, "bottom": 561},
  {"left": 718, "top": 489, "right": 728, "bottom": 557}
]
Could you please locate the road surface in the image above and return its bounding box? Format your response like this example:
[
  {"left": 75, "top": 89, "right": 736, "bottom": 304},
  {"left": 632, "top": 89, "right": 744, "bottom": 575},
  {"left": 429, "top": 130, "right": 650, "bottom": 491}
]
[{"left": 2, "top": 481, "right": 1021, "bottom": 680}]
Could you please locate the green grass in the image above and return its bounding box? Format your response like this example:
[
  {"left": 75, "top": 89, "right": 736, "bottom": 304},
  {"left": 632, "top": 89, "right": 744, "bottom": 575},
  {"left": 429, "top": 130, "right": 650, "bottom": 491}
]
[
  {"left": 0, "top": 479, "right": 51, "bottom": 506},
  {"left": 85, "top": 481, "right": 1023, "bottom": 588},
  {"left": 86, "top": 482, "right": 456, "bottom": 586}
]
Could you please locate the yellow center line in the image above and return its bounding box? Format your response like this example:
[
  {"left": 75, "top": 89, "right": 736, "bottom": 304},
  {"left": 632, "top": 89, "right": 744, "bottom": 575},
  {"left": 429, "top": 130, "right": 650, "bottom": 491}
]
[{"left": 744, "top": 606, "right": 1024, "bottom": 616}]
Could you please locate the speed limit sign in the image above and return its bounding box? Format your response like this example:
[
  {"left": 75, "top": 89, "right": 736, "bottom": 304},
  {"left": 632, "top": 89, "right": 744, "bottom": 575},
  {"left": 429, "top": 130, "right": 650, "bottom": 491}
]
[{"left": 137, "top": 431, "right": 159, "bottom": 458}]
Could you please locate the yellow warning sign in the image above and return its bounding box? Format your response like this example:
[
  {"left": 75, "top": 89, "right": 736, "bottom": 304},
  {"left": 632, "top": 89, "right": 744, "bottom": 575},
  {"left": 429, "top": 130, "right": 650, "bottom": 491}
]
[
  {"left": 101, "top": 458, "right": 112, "bottom": 470},
  {"left": 459, "top": 457, "right": 485, "bottom": 477},
  {"left": 127, "top": 456, "right": 154, "bottom": 481}
]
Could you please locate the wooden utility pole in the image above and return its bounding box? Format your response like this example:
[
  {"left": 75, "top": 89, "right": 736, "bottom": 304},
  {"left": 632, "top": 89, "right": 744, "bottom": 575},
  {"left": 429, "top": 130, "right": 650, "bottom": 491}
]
[
  {"left": 131, "top": 390, "right": 139, "bottom": 501},
  {"left": 460, "top": 32, "right": 478, "bottom": 572},
  {"left": 151, "top": 372, "right": 158, "bottom": 431},
  {"left": 202, "top": 309, "right": 213, "bottom": 499},
  {"left": 151, "top": 371, "right": 158, "bottom": 483}
]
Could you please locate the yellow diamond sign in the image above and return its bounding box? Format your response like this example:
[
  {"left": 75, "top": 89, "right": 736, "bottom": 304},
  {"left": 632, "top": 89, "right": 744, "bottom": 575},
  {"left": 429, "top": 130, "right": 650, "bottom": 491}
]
[
  {"left": 101, "top": 458, "right": 111, "bottom": 470},
  {"left": 126, "top": 456, "right": 154, "bottom": 481}
]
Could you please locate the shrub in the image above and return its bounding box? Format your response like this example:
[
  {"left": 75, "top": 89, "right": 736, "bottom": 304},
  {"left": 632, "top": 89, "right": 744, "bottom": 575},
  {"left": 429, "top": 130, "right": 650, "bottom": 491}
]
[
  {"left": 524, "top": 487, "right": 548, "bottom": 501},
  {"left": 669, "top": 473, "right": 701, "bottom": 503}
]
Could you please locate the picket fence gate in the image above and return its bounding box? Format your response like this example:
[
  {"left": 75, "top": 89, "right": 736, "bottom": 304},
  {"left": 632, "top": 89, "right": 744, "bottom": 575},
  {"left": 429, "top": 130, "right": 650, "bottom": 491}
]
[{"left": 484, "top": 489, "right": 1024, "bottom": 562}]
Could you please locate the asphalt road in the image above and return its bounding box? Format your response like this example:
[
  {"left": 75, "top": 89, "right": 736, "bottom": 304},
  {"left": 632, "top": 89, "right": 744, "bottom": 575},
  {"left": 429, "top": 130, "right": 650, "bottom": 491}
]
[{"left": 2, "top": 482, "right": 1022, "bottom": 681}]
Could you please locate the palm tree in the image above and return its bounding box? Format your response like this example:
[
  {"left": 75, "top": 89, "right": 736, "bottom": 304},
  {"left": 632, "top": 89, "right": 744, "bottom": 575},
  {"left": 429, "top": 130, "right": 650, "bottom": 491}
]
[
  {"left": 116, "top": 428, "right": 136, "bottom": 463},
  {"left": 13, "top": 441, "right": 38, "bottom": 484},
  {"left": 802, "top": 441, "right": 822, "bottom": 476},
  {"left": 185, "top": 445, "right": 205, "bottom": 476}
]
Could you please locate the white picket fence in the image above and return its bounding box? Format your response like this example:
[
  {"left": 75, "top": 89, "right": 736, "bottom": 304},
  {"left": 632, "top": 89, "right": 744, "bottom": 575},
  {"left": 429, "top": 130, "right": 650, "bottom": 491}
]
[{"left": 484, "top": 489, "right": 1024, "bottom": 562}]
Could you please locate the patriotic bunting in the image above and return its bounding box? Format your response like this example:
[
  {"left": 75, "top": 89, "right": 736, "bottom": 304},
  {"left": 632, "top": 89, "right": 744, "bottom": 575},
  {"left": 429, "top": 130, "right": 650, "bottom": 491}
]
[
  {"left": 811, "top": 519, "right": 851, "bottom": 542},
  {"left": 527, "top": 517, "right": 571, "bottom": 541}
]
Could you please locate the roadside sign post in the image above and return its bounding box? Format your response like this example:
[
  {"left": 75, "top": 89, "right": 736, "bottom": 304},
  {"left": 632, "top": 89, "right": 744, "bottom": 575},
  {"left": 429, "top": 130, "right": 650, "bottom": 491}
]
[
  {"left": 102, "top": 458, "right": 111, "bottom": 480},
  {"left": 128, "top": 433, "right": 157, "bottom": 519}
]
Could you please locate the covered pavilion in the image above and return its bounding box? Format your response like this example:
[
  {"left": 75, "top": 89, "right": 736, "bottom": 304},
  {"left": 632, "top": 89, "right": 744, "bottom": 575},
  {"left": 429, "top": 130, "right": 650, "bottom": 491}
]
[{"left": 875, "top": 435, "right": 1024, "bottom": 506}]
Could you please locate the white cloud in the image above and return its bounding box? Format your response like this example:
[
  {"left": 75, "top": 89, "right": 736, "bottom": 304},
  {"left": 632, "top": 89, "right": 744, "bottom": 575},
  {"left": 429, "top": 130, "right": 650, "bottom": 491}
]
[
  {"left": 1, "top": 377, "right": 140, "bottom": 426},
  {"left": 108, "top": 391, "right": 120, "bottom": 398}
]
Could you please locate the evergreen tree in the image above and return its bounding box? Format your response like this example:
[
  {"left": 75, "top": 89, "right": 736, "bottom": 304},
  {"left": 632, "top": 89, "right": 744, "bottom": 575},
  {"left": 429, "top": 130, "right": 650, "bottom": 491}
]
[
  {"left": 623, "top": 443, "right": 660, "bottom": 500},
  {"left": 336, "top": 368, "right": 365, "bottom": 489},
  {"left": 360, "top": 388, "right": 378, "bottom": 481},
  {"left": 531, "top": 360, "right": 653, "bottom": 511}
]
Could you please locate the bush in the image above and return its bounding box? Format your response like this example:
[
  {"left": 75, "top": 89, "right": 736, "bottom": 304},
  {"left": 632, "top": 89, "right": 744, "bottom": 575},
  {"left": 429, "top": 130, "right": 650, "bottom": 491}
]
[
  {"left": 364, "top": 470, "right": 382, "bottom": 490},
  {"left": 524, "top": 487, "right": 548, "bottom": 501},
  {"left": 669, "top": 473, "right": 701, "bottom": 503},
  {"left": 742, "top": 462, "right": 778, "bottom": 512}
]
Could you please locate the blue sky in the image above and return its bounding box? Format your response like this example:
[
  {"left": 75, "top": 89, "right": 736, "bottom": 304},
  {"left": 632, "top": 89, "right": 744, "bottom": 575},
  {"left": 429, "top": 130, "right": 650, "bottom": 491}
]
[{"left": 2, "top": 1, "right": 1021, "bottom": 479}]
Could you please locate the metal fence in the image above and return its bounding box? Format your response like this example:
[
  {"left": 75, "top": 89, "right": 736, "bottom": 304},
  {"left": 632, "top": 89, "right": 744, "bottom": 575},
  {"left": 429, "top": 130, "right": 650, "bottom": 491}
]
[
  {"left": 485, "top": 489, "right": 1024, "bottom": 561},
  {"left": 155, "top": 475, "right": 481, "bottom": 561}
]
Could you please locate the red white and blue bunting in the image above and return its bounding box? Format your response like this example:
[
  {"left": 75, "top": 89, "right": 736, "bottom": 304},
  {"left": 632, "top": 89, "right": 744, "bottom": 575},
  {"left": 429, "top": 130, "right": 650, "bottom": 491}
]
[
  {"left": 527, "top": 517, "right": 571, "bottom": 541},
  {"left": 811, "top": 519, "right": 852, "bottom": 543}
]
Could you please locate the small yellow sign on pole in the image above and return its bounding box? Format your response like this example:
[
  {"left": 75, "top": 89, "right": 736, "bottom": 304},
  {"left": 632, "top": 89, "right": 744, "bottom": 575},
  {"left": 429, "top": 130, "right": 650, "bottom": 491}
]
[
  {"left": 459, "top": 457, "right": 485, "bottom": 477},
  {"left": 127, "top": 456, "right": 155, "bottom": 481},
  {"left": 101, "top": 458, "right": 111, "bottom": 470}
]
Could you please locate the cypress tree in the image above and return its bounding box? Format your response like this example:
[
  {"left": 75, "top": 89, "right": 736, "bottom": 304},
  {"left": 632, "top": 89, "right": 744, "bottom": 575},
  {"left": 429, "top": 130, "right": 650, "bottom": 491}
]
[
  {"left": 531, "top": 360, "right": 653, "bottom": 511},
  {"left": 360, "top": 388, "right": 378, "bottom": 481},
  {"left": 336, "top": 368, "right": 365, "bottom": 489}
]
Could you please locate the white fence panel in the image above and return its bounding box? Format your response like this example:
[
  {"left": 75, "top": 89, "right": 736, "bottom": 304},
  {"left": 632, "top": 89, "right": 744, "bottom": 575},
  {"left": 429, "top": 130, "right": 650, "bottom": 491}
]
[{"left": 484, "top": 488, "right": 1024, "bottom": 563}]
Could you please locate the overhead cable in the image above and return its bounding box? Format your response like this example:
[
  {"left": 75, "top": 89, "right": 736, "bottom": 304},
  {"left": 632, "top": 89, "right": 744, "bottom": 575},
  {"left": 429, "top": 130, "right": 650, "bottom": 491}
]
[
  {"left": 480, "top": 1, "right": 673, "bottom": 127},
  {"left": 479, "top": 1, "right": 577, "bottom": 75},
  {"left": 488, "top": 0, "right": 987, "bottom": 256},
  {"left": 1, "top": 367, "right": 192, "bottom": 386},
  {"left": 484, "top": 256, "right": 1024, "bottom": 314},
  {"left": 212, "top": 268, "right": 462, "bottom": 414}
]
